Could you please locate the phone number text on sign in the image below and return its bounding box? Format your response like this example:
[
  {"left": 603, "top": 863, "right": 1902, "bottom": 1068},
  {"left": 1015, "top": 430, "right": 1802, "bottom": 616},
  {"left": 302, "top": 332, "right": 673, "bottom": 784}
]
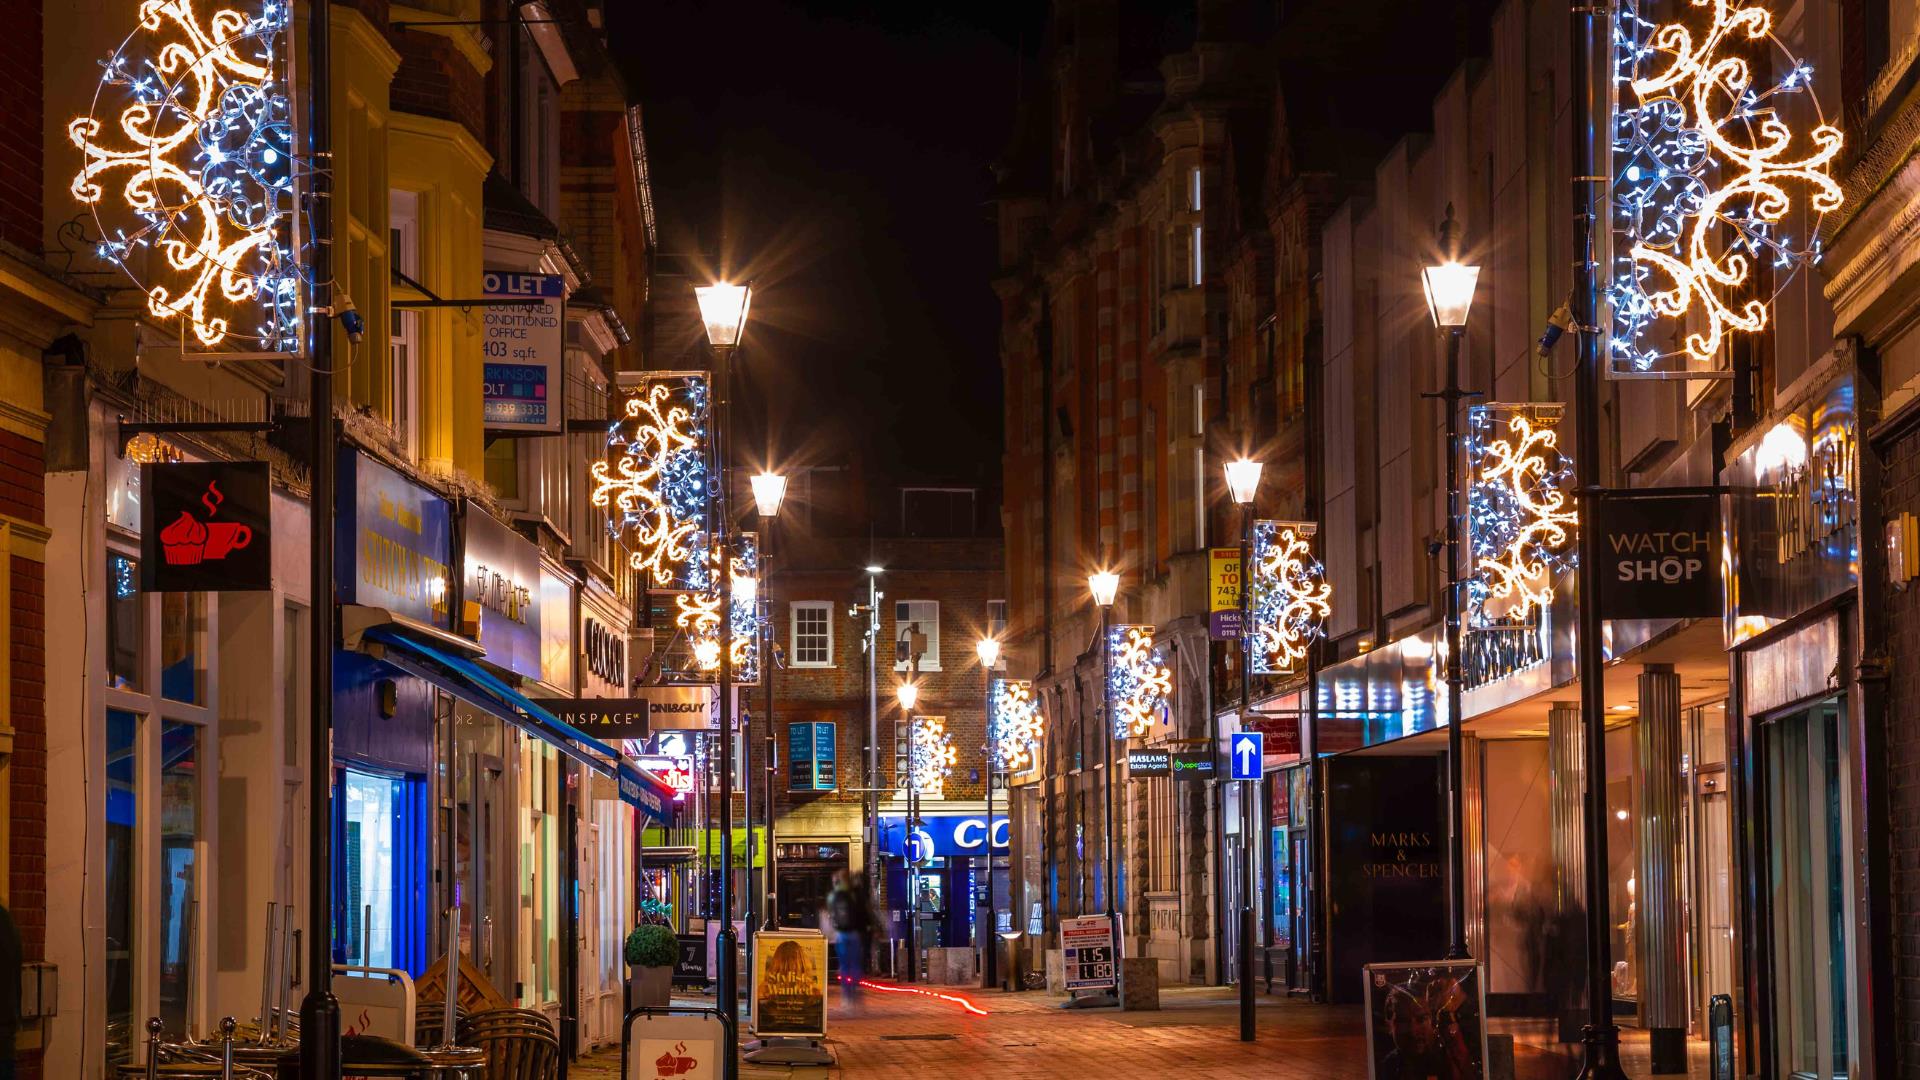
[{"left": 481, "top": 271, "right": 565, "bottom": 431}]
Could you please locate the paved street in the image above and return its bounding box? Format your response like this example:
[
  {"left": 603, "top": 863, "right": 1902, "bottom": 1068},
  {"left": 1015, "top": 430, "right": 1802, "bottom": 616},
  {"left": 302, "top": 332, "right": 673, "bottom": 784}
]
[{"left": 576, "top": 985, "right": 1714, "bottom": 1079}]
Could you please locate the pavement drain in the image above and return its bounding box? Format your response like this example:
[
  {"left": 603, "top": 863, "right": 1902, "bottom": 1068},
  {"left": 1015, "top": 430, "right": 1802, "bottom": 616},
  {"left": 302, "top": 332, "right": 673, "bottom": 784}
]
[{"left": 877, "top": 1034, "right": 959, "bottom": 1041}]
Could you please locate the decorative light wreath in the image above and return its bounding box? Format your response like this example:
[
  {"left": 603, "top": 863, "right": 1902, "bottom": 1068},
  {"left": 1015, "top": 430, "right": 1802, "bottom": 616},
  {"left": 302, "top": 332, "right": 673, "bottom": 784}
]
[
  {"left": 1250, "top": 521, "right": 1332, "bottom": 676},
  {"left": 70, "top": 0, "right": 299, "bottom": 351},
  {"left": 1108, "top": 624, "right": 1172, "bottom": 739},
  {"left": 674, "top": 533, "right": 761, "bottom": 682},
  {"left": 1467, "top": 405, "right": 1578, "bottom": 625},
  {"left": 1608, "top": 0, "right": 1843, "bottom": 375},
  {"left": 909, "top": 715, "right": 956, "bottom": 796},
  {"left": 990, "top": 679, "right": 1043, "bottom": 772},
  {"left": 590, "top": 374, "right": 712, "bottom": 590}
]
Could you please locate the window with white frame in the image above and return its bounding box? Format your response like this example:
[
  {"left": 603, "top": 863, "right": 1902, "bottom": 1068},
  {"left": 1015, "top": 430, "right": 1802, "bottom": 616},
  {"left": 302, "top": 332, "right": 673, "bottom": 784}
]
[
  {"left": 388, "top": 191, "right": 420, "bottom": 461},
  {"left": 893, "top": 600, "right": 940, "bottom": 671},
  {"left": 987, "top": 599, "right": 1008, "bottom": 644},
  {"left": 1190, "top": 224, "right": 1205, "bottom": 286},
  {"left": 790, "top": 601, "right": 833, "bottom": 667}
]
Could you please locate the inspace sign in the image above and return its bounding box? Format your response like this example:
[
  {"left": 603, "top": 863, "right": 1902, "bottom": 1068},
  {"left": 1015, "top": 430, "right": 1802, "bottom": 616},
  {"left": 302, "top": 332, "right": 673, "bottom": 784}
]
[
  {"left": 877, "top": 813, "right": 1010, "bottom": 859},
  {"left": 1595, "top": 492, "right": 1722, "bottom": 620}
]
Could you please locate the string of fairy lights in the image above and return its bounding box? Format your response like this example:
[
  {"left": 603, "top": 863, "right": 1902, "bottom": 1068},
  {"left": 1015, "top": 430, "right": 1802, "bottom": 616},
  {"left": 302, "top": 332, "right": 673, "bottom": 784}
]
[
  {"left": 1249, "top": 521, "right": 1332, "bottom": 675},
  {"left": 908, "top": 716, "right": 956, "bottom": 797},
  {"left": 989, "top": 679, "right": 1043, "bottom": 772},
  {"left": 1466, "top": 405, "right": 1578, "bottom": 627},
  {"left": 1607, "top": 0, "right": 1842, "bottom": 375},
  {"left": 1108, "top": 625, "right": 1173, "bottom": 739},
  {"left": 590, "top": 373, "right": 713, "bottom": 591},
  {"left": 71, "top": 0, "right": 300, "bottom": 351}
]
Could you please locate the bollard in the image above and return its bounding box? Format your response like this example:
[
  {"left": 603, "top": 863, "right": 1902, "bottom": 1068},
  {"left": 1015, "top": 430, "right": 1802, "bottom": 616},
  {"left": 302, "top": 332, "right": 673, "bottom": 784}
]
[
  {"left": 144, "top": 1017, "right": 162, "bottom": 1080},
  {"left": 220, "top": 1017, "right": 237, "bottom": 1080}
]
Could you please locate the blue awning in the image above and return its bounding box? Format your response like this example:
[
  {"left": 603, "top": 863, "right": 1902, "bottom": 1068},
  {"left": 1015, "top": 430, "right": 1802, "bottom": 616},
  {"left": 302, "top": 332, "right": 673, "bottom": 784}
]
[{"left": 361, "top": 627, "right": 676, "bottom": 823}]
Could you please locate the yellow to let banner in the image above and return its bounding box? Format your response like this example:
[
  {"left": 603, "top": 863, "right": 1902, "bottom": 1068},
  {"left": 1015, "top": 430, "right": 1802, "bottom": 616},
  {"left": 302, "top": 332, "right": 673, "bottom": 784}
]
[{"left": 1210, "top": 547, "right": 1241, "bottom": 612}]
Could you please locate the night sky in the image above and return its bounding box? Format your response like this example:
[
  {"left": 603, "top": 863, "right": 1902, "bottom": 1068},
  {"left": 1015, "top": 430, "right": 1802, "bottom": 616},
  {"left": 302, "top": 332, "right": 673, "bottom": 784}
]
[{"left": 608, "top": 2, "right": 1043, "bottom": 488}]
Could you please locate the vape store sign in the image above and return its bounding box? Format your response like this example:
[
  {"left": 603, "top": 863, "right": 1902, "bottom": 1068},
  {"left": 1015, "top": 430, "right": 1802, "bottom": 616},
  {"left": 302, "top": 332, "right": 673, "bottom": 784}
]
[
  {"left": 1595, "top": 492, "right": 1721, "bottom": 620},
  {"left": 142, "top": 462, "right": 271, "bottom": 592}
]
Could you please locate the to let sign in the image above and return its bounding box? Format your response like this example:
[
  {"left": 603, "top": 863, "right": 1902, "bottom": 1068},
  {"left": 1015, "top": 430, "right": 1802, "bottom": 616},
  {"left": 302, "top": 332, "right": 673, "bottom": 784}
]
[
  {"left": 1595, "top": 492, "right": 1721, "bottom": 620},
  {"left": 481, "top": 271, "right": 565, "bottom": 433},
  {"left": 142, "top": 461, "right": 272, "bottom": 592},
  {"left": 1209, "top": 547, "right": 1242, "bottom": 639}
]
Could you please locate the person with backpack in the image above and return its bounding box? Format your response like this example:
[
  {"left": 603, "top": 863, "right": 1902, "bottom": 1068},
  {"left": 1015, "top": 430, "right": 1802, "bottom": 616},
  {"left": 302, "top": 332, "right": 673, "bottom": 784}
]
[{"left": 824, "top": 871, "right": 874, "bottom": 1001}]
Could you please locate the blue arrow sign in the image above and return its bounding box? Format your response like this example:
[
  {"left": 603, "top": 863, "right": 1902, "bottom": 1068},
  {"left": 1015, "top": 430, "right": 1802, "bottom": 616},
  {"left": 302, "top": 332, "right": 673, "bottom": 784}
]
[{"left": 1230, "top": 732, "right": 1263, "bottom": 781}]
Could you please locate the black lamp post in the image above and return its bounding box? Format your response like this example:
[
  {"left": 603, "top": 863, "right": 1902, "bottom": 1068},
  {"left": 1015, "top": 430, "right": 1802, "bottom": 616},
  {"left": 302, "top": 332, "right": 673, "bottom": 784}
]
[
  {"left": 896, "top": 678, "right": 920, "bottom": 982},
  {"left": 1223, "top": 458, "right": 1262, "bottom": 1043},
  {"left": 1421, "top": 214, "right": 1481, "bottom": 963},
  {"left": 752, "top": 472, "right": 786, "bottom": 933},
  {"left": 975, "top": 637, "right": 1002, "bottom": 990},
  {"left": 695, "top": 281, "right": 752, "bottom": 1075},
  {"left": 1087, "top": 572, "right": 1120, "bottom": 946}
]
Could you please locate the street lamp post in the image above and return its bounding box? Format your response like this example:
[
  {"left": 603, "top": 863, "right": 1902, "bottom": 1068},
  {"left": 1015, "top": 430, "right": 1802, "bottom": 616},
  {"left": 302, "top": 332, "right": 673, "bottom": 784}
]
[
  {"left": 1224, "top": 458, "right": 1262, "bottom": 1043},
  {"left": 1087, "top": 571, "right": 1121, "bottom": 964},
  {"left": 975, "top": 637, "right": 1002, "bottom": 991},
  {"left": 1422, "top": 215, "right": 1481, "bottom": 963},
  {"left": 696, "top": 281, "right": 752, "bottom": 1064},
  {"left": 896, "top": 678, "right": 920, "bottom": 983},
  {"left": 753, "top": 472, "right": 787, "bottom": 933}
]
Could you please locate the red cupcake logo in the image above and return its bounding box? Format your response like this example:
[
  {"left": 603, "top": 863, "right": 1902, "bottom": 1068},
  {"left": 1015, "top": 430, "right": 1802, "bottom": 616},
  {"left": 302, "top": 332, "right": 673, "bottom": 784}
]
[{"left": 161, "top": 479, "right": 252, "bottom": 565}]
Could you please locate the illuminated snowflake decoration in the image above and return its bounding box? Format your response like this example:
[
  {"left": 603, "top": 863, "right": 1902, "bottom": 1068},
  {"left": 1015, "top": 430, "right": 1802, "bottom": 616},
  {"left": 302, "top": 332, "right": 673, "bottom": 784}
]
[
  {"left": 908, "top": 716, "right": 956, "bottom": 797},
  {"left": 70, "top": 0, "right": 299, "bottom": 351},
  {"left": 1608, "top": 0, "right": 1843, "bottom": 375},
  {"left": 989, "top": 679, "right": 1044, "bottom": 772},
  {"left": 674, "top": 533, "right": 762, "bottom": 683},
  {"left": 591, "top": 374, "right": 712, "bottom": 590},
  {"left": 1108, "top": 625, "right": 1172, "bottom": 739},
  {"left": 1467, "top": 405, "right": 1578, "bottom": 626},
  {"left": 1250, "top": 521, "right": 1332, "bottom": 675}
]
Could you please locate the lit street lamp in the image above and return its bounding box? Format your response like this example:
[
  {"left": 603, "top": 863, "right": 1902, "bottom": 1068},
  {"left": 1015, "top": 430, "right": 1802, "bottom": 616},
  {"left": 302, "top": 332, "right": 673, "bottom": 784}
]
[
  {"left": 1088, "top": 570, "right": 1121, "bottom": 975},
  {"left": 975, "top": 636, "right": 1002, "bottom": 990},
  {"left": 753, "top": 471, "right": 786, "bottom": 937},
  {"left": 1225, "top": 457, "right": 1262, "bottom": 1043},
  {"left": 1423, "top": 209, "right": 1479, "bottom": 963},
  {"left": 695, "top": 280, "right": 752, "bottom": 1059},
  {"left": 897, "top": 678, "right": 921, "bottom": 982}
]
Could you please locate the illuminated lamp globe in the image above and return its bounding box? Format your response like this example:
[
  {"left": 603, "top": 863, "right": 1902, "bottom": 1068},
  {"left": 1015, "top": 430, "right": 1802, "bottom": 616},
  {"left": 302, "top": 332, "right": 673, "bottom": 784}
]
[
  {"left": 1422, "top": 262, "right": 1480, "bottom": 329},
  {"left": 1223, "top": 458, "right": 1263, "bottom": 506},
  {"left": 896, "top": 681, "right": 920, "bottom": 710},
  {"left": 694, "top": 282, "right": 752, "bottom": 348},
  {"left": 976, "top": 638, "right": 1001, "bottom": 668},
  {"left": 1088, "top": 571, "right": 1121, "bottom": 608},
  {"left": 751, "top": 472, "right": 788, "bottom": 518}
]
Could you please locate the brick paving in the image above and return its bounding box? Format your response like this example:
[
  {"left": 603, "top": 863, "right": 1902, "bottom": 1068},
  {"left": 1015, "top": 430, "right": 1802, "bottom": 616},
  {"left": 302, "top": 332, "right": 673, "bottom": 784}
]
[{"left": 573, "top": 984, "right": 1715, "bottom": 1078}]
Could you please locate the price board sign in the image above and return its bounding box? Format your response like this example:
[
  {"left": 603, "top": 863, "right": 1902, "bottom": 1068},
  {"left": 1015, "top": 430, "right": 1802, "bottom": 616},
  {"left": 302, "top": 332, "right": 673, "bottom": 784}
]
[{"left": 1060, "top": 914, "right": 1117, "bottom": 991}]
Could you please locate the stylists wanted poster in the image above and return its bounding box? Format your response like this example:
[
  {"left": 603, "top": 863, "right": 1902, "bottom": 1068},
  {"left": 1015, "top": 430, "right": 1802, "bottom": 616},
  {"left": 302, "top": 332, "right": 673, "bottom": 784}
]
[{"left": 750, "top": 932, "right": 828, "bottom": 1038}]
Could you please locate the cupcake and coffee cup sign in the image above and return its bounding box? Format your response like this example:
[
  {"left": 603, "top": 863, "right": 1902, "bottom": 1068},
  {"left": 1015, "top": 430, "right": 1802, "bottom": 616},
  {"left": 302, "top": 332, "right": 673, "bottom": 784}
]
[{"left": 139, "top": 461, "right": 273, "bottom": 593}]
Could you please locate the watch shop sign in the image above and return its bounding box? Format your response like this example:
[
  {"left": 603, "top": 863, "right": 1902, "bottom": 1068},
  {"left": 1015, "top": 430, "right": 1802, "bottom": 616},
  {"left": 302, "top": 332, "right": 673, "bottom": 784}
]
[
  {"left": 143, "top": 461, "right": 271, "bottom": 592},
  {"left": 1595, "top": 491, "right": 1721, "bottom": 620}
]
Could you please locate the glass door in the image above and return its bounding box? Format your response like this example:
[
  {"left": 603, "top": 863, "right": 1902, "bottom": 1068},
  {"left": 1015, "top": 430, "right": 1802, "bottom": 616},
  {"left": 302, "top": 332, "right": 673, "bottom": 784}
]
[
  {"left": 1764, "top": 700, "right": 1854, "bottom": 1080},
  {"left": 457, "top": 753, "right": 508, "bottom": 984}
]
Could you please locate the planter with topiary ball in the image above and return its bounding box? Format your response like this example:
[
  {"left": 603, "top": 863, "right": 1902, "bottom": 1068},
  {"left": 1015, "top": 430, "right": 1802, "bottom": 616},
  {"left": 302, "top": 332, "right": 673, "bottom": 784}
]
[{"left": 626, "top": 923, "right": 678, "bottom": 1008}]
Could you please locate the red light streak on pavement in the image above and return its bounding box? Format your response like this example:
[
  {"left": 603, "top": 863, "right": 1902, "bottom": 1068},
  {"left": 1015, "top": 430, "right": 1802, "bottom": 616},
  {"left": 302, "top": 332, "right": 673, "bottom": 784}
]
[{"left": 855, "top": 979, "right": 990, "bottom": 1016}]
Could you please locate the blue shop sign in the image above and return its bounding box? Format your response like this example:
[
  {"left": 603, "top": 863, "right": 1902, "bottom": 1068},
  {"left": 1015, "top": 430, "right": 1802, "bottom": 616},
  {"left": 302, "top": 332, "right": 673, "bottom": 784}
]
[
  {"left": 337, "top": 451, "right": 453, "bottom": 627},
  {"left": 877, "top": 813, "right": 1009, "bottom": 858},
  {"left": 619, "top": 763, "right": 672, "bottom": 824}
]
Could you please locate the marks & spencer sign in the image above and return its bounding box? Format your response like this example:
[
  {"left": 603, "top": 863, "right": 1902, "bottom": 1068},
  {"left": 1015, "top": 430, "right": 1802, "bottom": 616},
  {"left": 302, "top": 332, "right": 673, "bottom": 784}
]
[
  {"left": 1595, "top": 492, "right": 1721, "bottom": 620},
  {"left": 142, "top": 461, "right": 271, "bottom": 592}
]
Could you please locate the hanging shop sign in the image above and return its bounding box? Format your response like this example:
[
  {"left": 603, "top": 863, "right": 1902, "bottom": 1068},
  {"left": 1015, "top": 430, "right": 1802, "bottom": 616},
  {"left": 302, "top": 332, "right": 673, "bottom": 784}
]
[
  {"left": 481, "top": 270, "right": 565, "bottom": 433},
  {"left": 1170, "top": 748, "right": 1216, "bottom": 782},
  {"left": 548, "top": 699, "right": 651, "bottom": 741},
  {"left": 1127, "top": 748, "right": 1170, "bottom": 777},
  {"left": 141, "top": 461, "right": 272, "bottom": 592},
  {"left": 1209, "top": 547, "right": 1242, "bottom": 639},
  {"left": 1595, "top": 492, "right": 1721, "bottom": 620},
  {"left": 462, "top": 503, "right": 542, "bottom": 678},
  {"left": 628, "top": 755, "right": 694, "bottom": 800},
  {"left": 1363, "top": 960, "right": 1488, "bottom": 1079},
  {"left": 584, "top": 616, "right": 628, "bottom": 689},
  {"left": 640, "top": 684, "right": 721, "bottom": 731},
  {"left": 1724, "top": 375, "right": 1858, "bottom": 643},
  {"left": 876, "top": 814, "right": 1009, "bottom": 857},
  {"left": 336, "top": 451, "right": 453, "bottom": 627},
  {"left": 749, "top": 931, "right": 829, "bottom": 1039}
]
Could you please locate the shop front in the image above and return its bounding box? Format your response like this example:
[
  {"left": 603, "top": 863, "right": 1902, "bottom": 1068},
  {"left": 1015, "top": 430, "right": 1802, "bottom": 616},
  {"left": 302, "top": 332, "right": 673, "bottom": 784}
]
[{"left": 876, "top": 811, "right": 1007, "bottom": 964}]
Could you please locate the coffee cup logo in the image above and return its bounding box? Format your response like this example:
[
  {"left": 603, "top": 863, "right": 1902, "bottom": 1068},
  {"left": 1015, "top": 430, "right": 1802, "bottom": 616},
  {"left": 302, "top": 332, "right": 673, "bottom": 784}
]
[{"left": 160, "top": 479, "right": 253, "bottom": 566}]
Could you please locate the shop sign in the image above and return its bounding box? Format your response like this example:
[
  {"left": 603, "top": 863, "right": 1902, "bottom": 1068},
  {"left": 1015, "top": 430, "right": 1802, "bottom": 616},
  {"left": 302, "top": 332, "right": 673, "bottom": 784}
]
[
  {"left": 1363, "top": 960, "right": 1487, "bottom": 1079},
  {"left": 1170, "top": 748, "right": 1216, "bottom": 781},
  {"left": 1595, "top": 492, "right": 1720, "bottom": 619},
  {"left": 643, "top": 685, "right": 721, "bottom": 730},
  {"left": 141, "top": 461, "right": 271, "bottom": 592},
  {"left": 786, "top": 722, "right": 836, "bottom": 792},
  {"left": 1244, "top": 712, "right": 1302, "bottom": 756},
  {"left": 481, "top": 270, "right": 564, "bottom": 433},
  {"left": 629, "top": 755, "right": 694, "bottom": 800},
  {"left": 1209, "top": 547, "right": 1242, "bottom": 639},
  {"left": 336, "top": 450, "right": 452, "bottom": 627},
  {"left": 462, "top": 504, "right": 542, "bottom": 679},
  {"left": 1060, "top": 915, "right": 1117, "bottom": 991},
  {"left": 550, "top": 698, "right": 650, "bottom": 740},
  {"left": 626, "top": 1009, "right": 725, "bottom": 1079},
  {"left": 876, "top": 813, "right": 1009, "bottom": 857},
  {"left": 672, "top": 935, "right": 708, "bottom": 985},
  {"left": 1326, "top": 755, "right": 1447, "bottom": 1003},
  {"left": 617, "top": 763, "right": 671, "bottom": 823},
  {"left": 1126, "top": 748, "right": 1170, "bottom": 777},
  {"left": 584, "top": 616, "right": 628, "bottom": 688},
  {"left": 1724, "top": 375, "right": 1857, "bottom": 642},
  {"left": 749, "top": 931, "right": 829, "bottom": 1039}
]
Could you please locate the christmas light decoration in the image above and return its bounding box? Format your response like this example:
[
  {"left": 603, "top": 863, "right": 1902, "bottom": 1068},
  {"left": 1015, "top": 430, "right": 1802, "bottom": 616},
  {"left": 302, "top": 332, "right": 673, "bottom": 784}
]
[
  {"left": 908, "top": 715, "right": 955, "bottom": 797},
  {"left": 591, "top": 373, "right": 712, "bottom": 591},
  {"left": 989, "top": 678, "right": 1044, "bottom": 772},
  {"left": 673, "top": 533, "right": 762, "bottom": 682},
  {"left": 1608, "top": 0, "right": 1843, "bottom": 376},
  {"left": 1108, "top": 625, "right": 1171, "bottom": 739},
  {"left": 1249, "top": 521, "right": 1332, "bottom": 675},
  {"left": 1467, "top": 404, "right": 1578, "bottom": 626},
  {"left": 70, "top": 0, "right": 299, "bottom": 351}
]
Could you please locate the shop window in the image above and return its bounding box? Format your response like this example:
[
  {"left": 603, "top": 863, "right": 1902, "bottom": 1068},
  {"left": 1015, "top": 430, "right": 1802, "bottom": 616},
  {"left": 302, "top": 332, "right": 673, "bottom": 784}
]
[
  {"left": 159, "top": 720, "right": 200, "bottom": 1037},
  {"left": 160, "top": 591, "right": 207, "bottom": 705},
  {"left": 104, "top": 708, "right": 139, "bottom": 1064},
  {"left": 791, "top": 602, "right": 832, "bottom": 667},
  {"left": 337, "top": 768, "right": 428, "bottom": 975},
  {"left": 108, "top": 553, "right": 142, "bottom": 692}
]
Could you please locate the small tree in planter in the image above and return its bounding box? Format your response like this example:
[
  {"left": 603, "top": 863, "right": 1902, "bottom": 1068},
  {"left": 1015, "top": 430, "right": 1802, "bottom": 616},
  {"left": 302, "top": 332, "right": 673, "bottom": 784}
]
[{"left": 626, "top": 923, "right": 678, "bottom": 1008}]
